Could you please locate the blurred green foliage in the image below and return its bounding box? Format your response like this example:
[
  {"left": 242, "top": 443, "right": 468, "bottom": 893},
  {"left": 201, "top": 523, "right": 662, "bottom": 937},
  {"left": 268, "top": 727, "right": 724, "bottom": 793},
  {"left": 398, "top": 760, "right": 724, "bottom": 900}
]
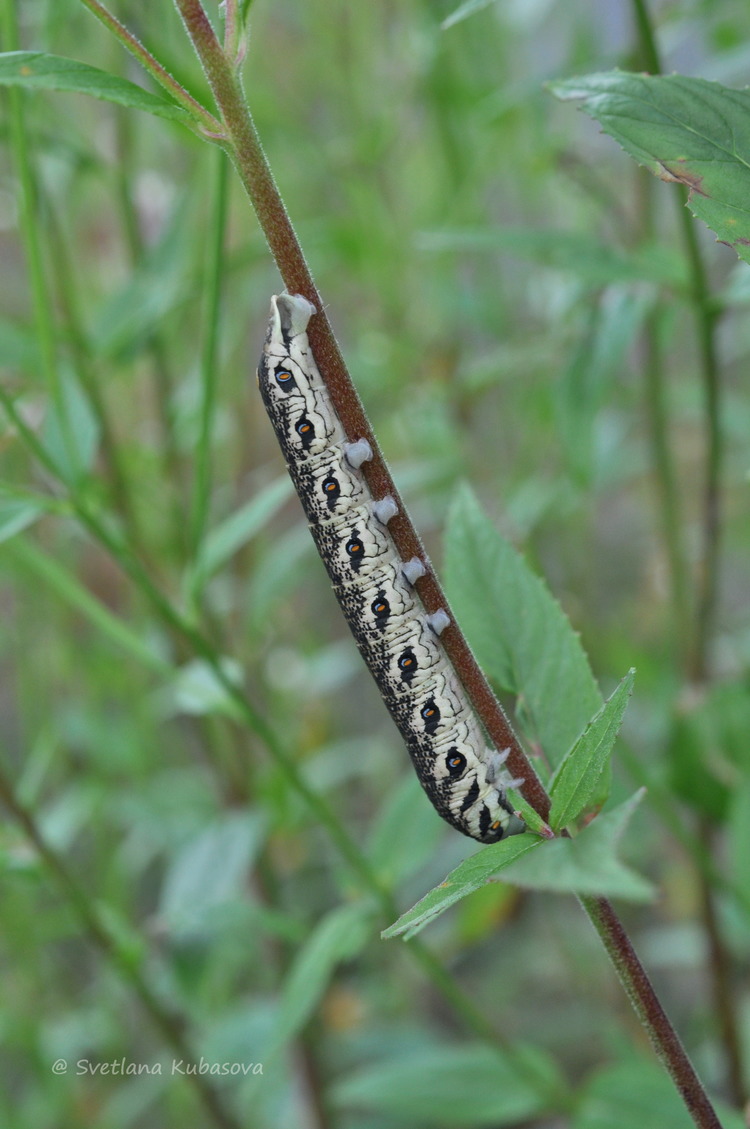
[{"left": 0, "top": 0, "right": 749, "bottom": 1127}]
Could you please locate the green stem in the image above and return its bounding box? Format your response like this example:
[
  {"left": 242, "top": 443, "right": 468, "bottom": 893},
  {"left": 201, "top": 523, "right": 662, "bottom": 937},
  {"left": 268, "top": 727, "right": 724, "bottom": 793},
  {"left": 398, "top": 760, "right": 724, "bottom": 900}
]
[
  {"left": 1, "top": 0, "right": 78, "bottom": 479},
  {"left": 631, "top": 0, "right": 722, "bottom": 683},
  {"left": 77, "top": 0, "right": 223, "bottom": 134},
  {"left": 633, "top": 154, "right": 690, "bottom": 655},
  {"left": 190, "top": 148, "right": 229, "bottom": 560},
  {"left": 680, "top": 211, "right": 721, "bottom": 683},
  {"left": 697, "top": 820, "right": 746, "bottom": 1106},
  {"left": 0, "top": 758, "right": 244, "bottom": 1129},
  {"left": 45, "top": 198, "right": 148, "bottom": 559}
]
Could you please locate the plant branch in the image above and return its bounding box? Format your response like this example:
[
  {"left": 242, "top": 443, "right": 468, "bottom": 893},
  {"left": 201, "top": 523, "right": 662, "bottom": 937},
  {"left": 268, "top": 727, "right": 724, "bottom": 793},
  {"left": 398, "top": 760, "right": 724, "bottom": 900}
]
[
  {"left": 78, "top": 0, "right": 223, "bottom": 134},
  {"left": 630, "top": 0, "right": 723, "bottom": 683},
  {"left": 171, "top": 0, "right": 548, "bottom": 817},
  {"left": 581, "top": 894, "right": 722, "bottom": 1129},
  {"left": 190, "top": 147, "right": 229, "bottom": 559},
  {"left": 631, "top": 2, "right": 738, "bottom": 1108}
]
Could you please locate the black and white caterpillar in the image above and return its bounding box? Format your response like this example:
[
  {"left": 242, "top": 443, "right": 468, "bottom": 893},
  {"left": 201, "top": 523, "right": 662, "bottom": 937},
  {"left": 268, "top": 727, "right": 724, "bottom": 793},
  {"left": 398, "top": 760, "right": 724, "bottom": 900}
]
[{"left": 257, "top": 293, "right": 526, "bottom": 844}]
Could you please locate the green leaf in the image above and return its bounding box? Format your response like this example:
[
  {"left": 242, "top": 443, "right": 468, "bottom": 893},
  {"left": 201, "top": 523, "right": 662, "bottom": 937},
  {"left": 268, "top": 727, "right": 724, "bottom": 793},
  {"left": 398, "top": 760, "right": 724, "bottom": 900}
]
[
  {"left": 0, "top": 52, "right": 193, "bottom": 125},
  {"left": 666, "top": 681, "right": 750, "bottom": 823},
  {"left": 41, "top": 369, "right": 99, "bottom": 479},
  {"left": 549, "top": 669, "right": 635, "bottom": 830},
  {"left": 269, "top": 901, "right": 374, "bottom": 1056},
  {"left": 8, "top": 537, "right": 171, "bottom": 676},
  {"left": 333, "top": 1042, "right": 558, "bottom": 1127},
  {"left": 188, "top": 476, "right": 294, "bottom": 593},
  {"left": 0, "top": 497, "right": 44, "bottom": 543},
  {"left": 502, "top": 791, "right": 654, "bottom": 901},
  {"left": 366, "top": 773, "right": 443, "bottom": 885},
  {"left": 88, "top": 200, "right": 194, "bottom": 360},
  {"left": 160, "top": 812, "right": 266, "bottom": 932},
  {"left": 0, "top": 318, "right": 40, "bottom": 372},
  {"left": 556, "top": 291, "right": 652, "bottom": 482},
  {"left": 441, "top": 0, "right": 497, "bottom": 31},
  {"left": 728, "top": 778, "right": 750, "bottom": 909},
  {"left": 162, "top": 657, "right": 244, "bottom": 720},
  {"left": 383, "top": 834, "right": 542, "bottom": 939},
  {"left": 550, "top": 71, "right": 750, "bottom": 265},
  {"left": 444, "top": 484, "right": 602, "bottom": 765}
]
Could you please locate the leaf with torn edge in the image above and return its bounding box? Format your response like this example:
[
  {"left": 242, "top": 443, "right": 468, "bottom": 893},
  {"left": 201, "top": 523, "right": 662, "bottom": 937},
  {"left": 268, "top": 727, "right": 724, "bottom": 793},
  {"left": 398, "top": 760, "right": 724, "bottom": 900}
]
[{"left": 550, "top": 71, "right": 750, "bottom": 264}]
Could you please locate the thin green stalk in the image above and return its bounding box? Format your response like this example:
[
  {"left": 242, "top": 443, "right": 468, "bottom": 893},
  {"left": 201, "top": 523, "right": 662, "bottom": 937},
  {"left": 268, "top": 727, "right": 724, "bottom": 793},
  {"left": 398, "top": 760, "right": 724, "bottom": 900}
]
[
  {"left": 631, "top": 1, "right": 738, "bottom": 1106},
  {"left": 697, "top": 819, "right": 746, "bottom": 1107},
  {"left": 631, "top": 0, "right": 723, "bottom": 683},
  {"left": 77, "top": 0, "right": 223, "bottom": 135},
  {"left": 190, "top": 148, "right": 229, "bottom": 560},
  {"left": 109, "top": 108, "right": 190, "bottom": 561},
  {"left": 679, "top": 211, "right": 721, "bottom": 684},
  {"left": 44, "top": 198, "right": 149, "bottom": 560},
  {"left": 635, "top": 159, "right": 690, "bottom": 655},
  {"left": 222, "top": 0, "right": 242, "bottom": 59},
  {"left": 0, "top": 757, "right": 244, "bottom": 1129},
  {"left": 1, "top": 1, "right": 78, "bottom": 479}
]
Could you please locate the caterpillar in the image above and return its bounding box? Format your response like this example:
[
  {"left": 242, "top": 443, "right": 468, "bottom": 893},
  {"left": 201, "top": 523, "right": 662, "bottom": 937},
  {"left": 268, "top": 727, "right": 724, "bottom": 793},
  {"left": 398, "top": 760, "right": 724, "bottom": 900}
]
[{"left": 257, "top": 293, "right": 526, "bottom": 844}]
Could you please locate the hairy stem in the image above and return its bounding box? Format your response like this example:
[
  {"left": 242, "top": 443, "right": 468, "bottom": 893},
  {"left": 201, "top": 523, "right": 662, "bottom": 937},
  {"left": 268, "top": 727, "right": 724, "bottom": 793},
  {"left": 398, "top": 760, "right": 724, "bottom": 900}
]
[
  {"left": 581, "top": 894, "right": 722, "bottom": 1129},
  {"left": 78, "top": 0, "right": 222, "bottom": 133}
]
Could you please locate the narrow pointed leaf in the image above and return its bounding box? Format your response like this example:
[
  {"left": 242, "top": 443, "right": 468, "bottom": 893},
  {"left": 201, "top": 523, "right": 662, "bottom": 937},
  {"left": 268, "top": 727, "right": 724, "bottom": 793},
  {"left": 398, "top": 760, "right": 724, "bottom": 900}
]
[
  {"left": 383, "top": 834, "right": 542, "bottom": 939},
  {"left": 0, "top": 52, "right": 193, "bottom": 125},
  {"left": 270, "top": 901, "right": 374, "bottom": 1055},
  {"left": 549, "top": 669, "right": 635, "bottom": 830}
]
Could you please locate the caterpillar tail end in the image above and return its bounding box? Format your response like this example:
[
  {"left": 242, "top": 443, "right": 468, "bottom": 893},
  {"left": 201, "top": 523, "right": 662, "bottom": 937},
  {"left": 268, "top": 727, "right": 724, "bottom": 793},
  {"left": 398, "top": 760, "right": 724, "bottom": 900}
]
[{"left": 272, "top": 292, "right": 317, "bottom": 338}]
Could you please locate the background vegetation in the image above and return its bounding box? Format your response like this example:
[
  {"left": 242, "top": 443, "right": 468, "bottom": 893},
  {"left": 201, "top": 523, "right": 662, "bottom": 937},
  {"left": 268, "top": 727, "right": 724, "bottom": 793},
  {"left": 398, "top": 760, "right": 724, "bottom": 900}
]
[{"left": 0, "top": 0, "right": 749, "bottom": 1126}]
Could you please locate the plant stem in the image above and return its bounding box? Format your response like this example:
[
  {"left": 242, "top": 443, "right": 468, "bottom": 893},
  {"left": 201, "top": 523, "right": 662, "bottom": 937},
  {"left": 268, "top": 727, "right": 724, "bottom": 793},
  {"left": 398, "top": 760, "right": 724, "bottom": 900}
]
[
  {"left": 630, "top": 0, "right": 723, "bottom": 684},
  {"left": 697, "top": 819, "right": 746, "bottom": 1106},
  {"left": 1, "top": 0, "right": 78, "bottom": 478},
  {"left": 0, "top": 758, "right": 244, "bottom": 1129},
  {"left": 190, "top": 147, "right": 229, "bottom": 558},
  {"left": 171, "top": 0, "right": 548, "bottom": 815},
  {"left": 635, "top": 161, "right": 690, "bottom": 655},
  {"left": 78, "top": 0, "right": 223, "bottom": 134},
  {"left": 631, "top": 1, "right": 738, "bottom": 1106},
  {"left": 581, "top": 895, "right": 722, "bottom": 1129}
]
